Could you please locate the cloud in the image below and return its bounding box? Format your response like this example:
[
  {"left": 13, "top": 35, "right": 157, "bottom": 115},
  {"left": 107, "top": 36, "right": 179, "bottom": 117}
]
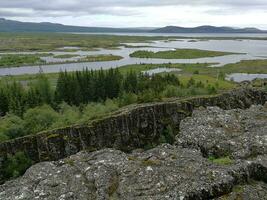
[{"left": 0, "top": 0, "right": 266, "bottom": 28}]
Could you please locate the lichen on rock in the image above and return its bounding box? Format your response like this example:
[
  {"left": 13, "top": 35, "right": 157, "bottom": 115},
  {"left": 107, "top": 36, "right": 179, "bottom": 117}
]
[{"left": 0, "top": 90, "right": 267, "bottom": 199}]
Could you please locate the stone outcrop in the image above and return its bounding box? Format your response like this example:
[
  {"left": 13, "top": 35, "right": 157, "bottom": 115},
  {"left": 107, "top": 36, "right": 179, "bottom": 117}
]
[
  {"left": 177, "top": 103, "right": 267, "bottom": 159},
  {"left": 0, "top": 88, "right": 266, "bottom": 184},
  {"left": 0, "top": 90, "right": 267, "bottom": 199},
  {"left": 1, "top": 145, "right": 267, "bottom": 200}
]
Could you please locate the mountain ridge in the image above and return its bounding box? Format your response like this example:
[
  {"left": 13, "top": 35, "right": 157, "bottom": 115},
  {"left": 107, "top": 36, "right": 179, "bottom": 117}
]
[
  {"left": 151, "top": 25, "right": 267, "bottom": 33},
  {"left": 0, "top": 18, "right": 266, "bottom": 33}
]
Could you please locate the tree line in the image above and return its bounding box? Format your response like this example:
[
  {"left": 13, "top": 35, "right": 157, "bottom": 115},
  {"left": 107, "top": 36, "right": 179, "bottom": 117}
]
[{"left": 0, "top": 69, "right": 181, "bottom": 117}]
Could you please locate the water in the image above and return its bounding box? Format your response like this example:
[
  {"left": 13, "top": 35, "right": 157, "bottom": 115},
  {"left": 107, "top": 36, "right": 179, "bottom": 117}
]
[
  {"left": 226, "top": 73, "right": 267, "bottom": 82},
  {"left": 142, "top": 68, "right": 181, "bottom": 76},
  {"left": 0, "top": 34, "right": 267, "bottom": 76}
]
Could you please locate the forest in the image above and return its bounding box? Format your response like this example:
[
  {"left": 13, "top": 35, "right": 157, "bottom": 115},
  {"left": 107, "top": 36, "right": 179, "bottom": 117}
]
[{"left": 0, "top": 68, "right": 218, "bottom": 142}]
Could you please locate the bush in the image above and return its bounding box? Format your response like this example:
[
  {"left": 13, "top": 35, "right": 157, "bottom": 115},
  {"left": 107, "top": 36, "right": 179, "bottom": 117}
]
[
  {"left": 118, "top": 92, "right": 138, "bottom": 107},
  {"left": 82, "top": 99, "right": 119, "bottom": 121},
  {"left": 2, "top": 152, "right": 32, "bottom": 179},
  {"left": 23, "top": 105, "right": 60, "bottom": 134},
  {"left": 187, "top": 77, "right": 196, "bottom": 88},
  {"left": 207, "top": 85, "right": 218, "bottom": 94},
  {"left": 138, "top": 90, "right": 160, "bottom": 103},
  {"left": 160, "top": 125, "right": 175, "bottom": 144},
  {"left": 0, "top": 114, "right": 26, "bottom": 141},
  {"left": 162, "top": 85, "right": 180, "bottom": 98},
  {"left": 52, "top": 103, "right": 81, "bottom": 128}
]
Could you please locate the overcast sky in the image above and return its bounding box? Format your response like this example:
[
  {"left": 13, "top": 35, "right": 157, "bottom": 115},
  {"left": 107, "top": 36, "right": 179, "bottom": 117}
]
[{"left": 0, "top": 0, "right": 266, "bottom": 29}]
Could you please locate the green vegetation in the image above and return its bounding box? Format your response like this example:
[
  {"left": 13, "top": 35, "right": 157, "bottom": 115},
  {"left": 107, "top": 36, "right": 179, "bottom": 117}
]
[
  {"left": 0, "top": 53, "right": 123, "bottom": 68},
  {"left": 208, "top": 156, "right": 234, "bottom": 165},
  {"left": 1, "top": 58, "right": 266, "bottom": 142},
  {"left": 0, "top": 33, "right": 166, "bottom": 52},
  {"left": 53, "top": 54, "right": 80, "bottom": 59},
  {"left": 0, "top": 67, "right": 227, "bottom": 142},
  {"left": 222, "top": 59, "right": 267, "bottom": 74},
  {"left": 0, "top": 54, "right": 46, "bottom": 68},
  {"left": 80, "top": 54, "right": 123, "bottom": 62},
  {"left": 130, "top": 49, "right": 237, "bottom": 59},
  {"left": 2, "top": 152, "right": 32, "bottom": 180},
  {"left": 53, "top": 54, "right": 123, "bottom": 62}
]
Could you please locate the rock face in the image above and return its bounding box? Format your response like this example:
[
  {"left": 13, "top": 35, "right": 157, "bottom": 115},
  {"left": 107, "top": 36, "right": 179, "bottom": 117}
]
[
  {"left": 1, "top": 102, "right": 267, "bottom": 199},
  {"left": 0, "top": 88, "right": 266, "bottom": 184}
]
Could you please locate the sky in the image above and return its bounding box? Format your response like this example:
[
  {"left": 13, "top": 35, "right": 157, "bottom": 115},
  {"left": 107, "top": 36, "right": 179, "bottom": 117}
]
[{"left": 0, "top": 0, "right": 267, "bottom": 29}]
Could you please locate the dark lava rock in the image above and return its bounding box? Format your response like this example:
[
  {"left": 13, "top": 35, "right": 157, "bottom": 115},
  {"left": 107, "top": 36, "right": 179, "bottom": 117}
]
[{"left": 177, "top": 103, "right": 267, "bottom": 159}]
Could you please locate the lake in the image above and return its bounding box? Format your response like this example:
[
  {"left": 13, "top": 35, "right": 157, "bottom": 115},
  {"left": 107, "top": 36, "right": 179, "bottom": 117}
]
[{"left": 0, "top": 33, "right": 267, "bottom": 76}]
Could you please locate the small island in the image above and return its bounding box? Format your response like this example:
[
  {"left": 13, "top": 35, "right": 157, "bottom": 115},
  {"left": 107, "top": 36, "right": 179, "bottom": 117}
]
[{"left": 129, "top": 49, "right": 238, "bottom": 59}]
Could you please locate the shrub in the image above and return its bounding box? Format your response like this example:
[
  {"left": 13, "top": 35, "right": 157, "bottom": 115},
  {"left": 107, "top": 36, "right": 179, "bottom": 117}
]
[
  {"left": 162, "top": 85, "right": 180, "bottom": 98},
  {"left": 2, "top": 152, "right": 32, "bottom": 179},
  {"left": 82, "top": 99, "right": 119, "bottom": 121},
  {"left": 0, "top": 114, "right": 26, "bottom": 140},
  {"left": 23, "top": 105, "right": 60, "bottom": 134},
  {"left": 207, "top": 85, "right": 218, "bottom": 94},
  {"left": 118, "top": 92, "right": 138, "bottom": 107}
]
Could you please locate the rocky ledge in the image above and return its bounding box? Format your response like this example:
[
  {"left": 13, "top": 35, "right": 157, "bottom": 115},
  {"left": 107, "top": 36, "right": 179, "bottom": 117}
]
[{"left": 1, "top": 103, "right": 267, "bottom": 200}]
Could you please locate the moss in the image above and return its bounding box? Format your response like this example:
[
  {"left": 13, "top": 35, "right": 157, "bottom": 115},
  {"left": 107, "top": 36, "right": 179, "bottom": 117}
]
[
  {"left": 128, "top": 156, "right": 137, "bottom": 161},
  {"left": 208, "top": 156, "right": 234, "bottom": 165},
  {"left": 64, "top": 158, "right": 75, "bottom": 166},
  {"left": 141, "top": 159, "right": 161, "bottom": 166},
  {"left": 85, "top": 147, "right": 98, "bottom": 153},
  {"left": 47, "top": 133, "right": 60, "bottom": 139}
]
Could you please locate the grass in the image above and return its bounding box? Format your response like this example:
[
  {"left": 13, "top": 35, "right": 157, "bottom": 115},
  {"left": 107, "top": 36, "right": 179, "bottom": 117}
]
[
  {"left": 208, "top": 156, "right": 234, "bottom": 165},
  {"left": 53, "top": 54, "right": 80, "bottom": 59},
  {"left": 2, "top": 58, "right": 267, "bottom": 90},
  {"left": 0, "top": 53, "right": 123, "bottom": 68},
  {"left": 129, "top": 49, "right": 239, "bottom": 59},
  {"left": 0, "top": 54, "right": 46, "bottom": 68},
  {"left": 0, "top": 33, "right": 169, "bottom": 52},
  {"left": 1, "top": 32, "right": 267, "bottom": 53},
  {"left": 0, "top": 62, "right": 235, "bottom": 90},
  {"left": 222, "top": 59, "right": 267, "bottom": 74},
  {"left": 80, "top": 54, "right": 123, "bottom": 62}
]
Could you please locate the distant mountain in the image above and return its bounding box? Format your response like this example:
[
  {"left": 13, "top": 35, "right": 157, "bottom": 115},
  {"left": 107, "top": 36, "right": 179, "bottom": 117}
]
[
  {"left": 0, "top": 18, "right": 266, "bottom": 34},
  {"left": 151, "top": 25, "right": 267, "bottom": 33},
  {"left": 0, "top": 18, "right": 148, "bottom": 33}
]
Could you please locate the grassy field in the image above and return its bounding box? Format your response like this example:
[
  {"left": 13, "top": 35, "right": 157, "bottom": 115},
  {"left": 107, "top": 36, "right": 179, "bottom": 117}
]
[
  {"left": 0, "top": 53, "right": 123, "bottom": 68},
  {"left": 54, "top": 54, "right": 123, "bottom": 61},
  {"left": 53, "top": 54, "right": 80, "bottom": 58},
  {"left": 129, "top": 49, "right": 238, "bottom": 59},
  {"left": 1, "top": 58, "right": 267, "bottom": 91},
  {"left": 1, "top": 32, "right": 266, "bottom": 53},
  {"left": 0, "top": 54, "right": 49, "bottom": 68},
  {"left": 0, "top": 33, "right": 168, "bottom": 52},
  {"left": 80, "top": 54, "right": 123, "bottom": 62}
]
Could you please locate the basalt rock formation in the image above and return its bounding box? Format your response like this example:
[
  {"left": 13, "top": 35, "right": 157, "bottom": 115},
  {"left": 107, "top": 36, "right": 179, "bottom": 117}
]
[
  {"left": 0, "top": 88, "right": 266, "bottom": 185},
  {"left": 1, "top": 100, "right": 267, "bottom": 199}
]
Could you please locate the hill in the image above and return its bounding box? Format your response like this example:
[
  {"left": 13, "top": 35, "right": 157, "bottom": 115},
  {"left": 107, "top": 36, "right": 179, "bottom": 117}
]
[
  {"left": 0, "top": 18, "right": 266, "bottom": 33},
  {"left": 151, "top": 25, "right": 267, "bottom": 33},
  {"left": 0, "top": 18, "right": 148, "bottom": 33}
]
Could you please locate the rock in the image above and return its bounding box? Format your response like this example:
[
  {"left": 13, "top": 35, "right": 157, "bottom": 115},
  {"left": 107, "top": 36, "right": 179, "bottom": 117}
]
[
  {"left": 216, "top": 181, "right": 267, "bottom": 200},
  {"left": 1, "top": 145, "right": 267, "bottom": 200},
  {"left": 177, "top": 103, "right": 267, "bottom": 159},
  {"left": 1, "top": 101, "right": 267, "bottom": 199}
]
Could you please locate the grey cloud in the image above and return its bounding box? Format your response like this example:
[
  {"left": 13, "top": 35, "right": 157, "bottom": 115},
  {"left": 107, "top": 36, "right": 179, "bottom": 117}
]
[{"left": 0, "top": 0, "right": 266, "bottom": 21}]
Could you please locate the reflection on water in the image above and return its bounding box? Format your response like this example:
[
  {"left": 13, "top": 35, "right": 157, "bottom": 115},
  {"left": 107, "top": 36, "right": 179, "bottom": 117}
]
[
  {"left": 1, "top": 37, "right": 267, "bottom": 76},
  {"left": 142, "top": 68, "right": 181, "bottom": 76},
  {"left": 226, "top": 73, "right": 267, "bottom": 82}
]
